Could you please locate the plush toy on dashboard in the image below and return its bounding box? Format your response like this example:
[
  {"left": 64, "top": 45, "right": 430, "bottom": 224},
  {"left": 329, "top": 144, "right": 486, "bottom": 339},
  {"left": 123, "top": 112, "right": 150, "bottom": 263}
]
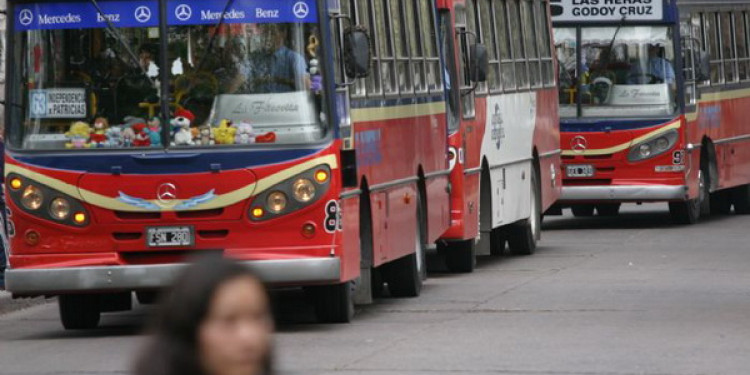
[
  {"left": 196, "top": 125, "right": 215, "bottom": 145},
  {"left": 214, "top": 120, "right": 237, "bottom": 145},
  {"left": 89, "top": 117, "right": 109, "bottom": 147},
  {"left": 171, "top": 109, "right": 195, "bottom": 146},
  {"left": 147, "top": 117, "right": 162, "bottom": 147},
  {"left": 65, "top": 121, "right": 93, "bottom": 149},
  {"left": 234, "top": 121, "right": 255, "bottom": 144},
  {"left": 122, "top": 127, "right": 136, "bottom": 148},
  {"left": 105, "top": 126, "right": 123, "bottom": 148},
  {"left": 255, "top": 132, "right": 276, "bottom": 144},
  {"left": 132, "top": 123, "right": 151, "bottom": 147}
]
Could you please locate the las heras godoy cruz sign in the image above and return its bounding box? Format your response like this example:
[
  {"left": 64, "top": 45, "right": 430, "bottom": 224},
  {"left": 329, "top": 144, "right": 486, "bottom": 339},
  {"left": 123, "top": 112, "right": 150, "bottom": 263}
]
[{"left": 550, "top": 0, "right": 663, "bottom": 22}]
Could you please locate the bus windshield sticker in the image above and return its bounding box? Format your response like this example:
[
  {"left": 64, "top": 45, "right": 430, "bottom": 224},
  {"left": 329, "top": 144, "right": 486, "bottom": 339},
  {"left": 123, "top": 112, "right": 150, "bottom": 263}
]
[
  {"left": 550, "top": 0, "right": 663, "bottom": 23},
  {"left": 166, "top": 0, "right": 318, "bottom": 26},
  {"left": 29, "top": 89, "right": 88, "bottom": 119},
  {"left": 14, "top": 1, "right": 159, "bottom": 31}
]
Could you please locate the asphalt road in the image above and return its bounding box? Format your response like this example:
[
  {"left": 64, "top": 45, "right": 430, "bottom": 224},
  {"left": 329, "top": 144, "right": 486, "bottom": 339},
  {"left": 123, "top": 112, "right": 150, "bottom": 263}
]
[{"left": 1, "top": 204, "right": 750, "bottom": 375}]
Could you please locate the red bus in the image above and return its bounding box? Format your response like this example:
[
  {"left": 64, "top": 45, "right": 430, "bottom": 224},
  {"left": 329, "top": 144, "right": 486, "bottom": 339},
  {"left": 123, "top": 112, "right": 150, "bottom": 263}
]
[
  {"left": 552, "top": 0, "right": 750, "bottom": 223},
  {"left": 436, "top": 0, "right": 562, "bottom": 272},
  {"left": 3, "top": 0, "right": 451, "bottom": 327}
]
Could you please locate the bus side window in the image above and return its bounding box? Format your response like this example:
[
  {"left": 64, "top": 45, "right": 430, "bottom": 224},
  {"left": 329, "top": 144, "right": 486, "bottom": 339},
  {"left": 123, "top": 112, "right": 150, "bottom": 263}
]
[
  {"left": 735, "top": 11, "right": 749, "bottom": 81},
  {"left": 681, "top": 19, "right": 697, "bottom": 105},
  {"left": 719, "top": 12, "right": 737, "bottom": 83},
  {"left": 508, "top": 0, "right": 528, "bottom": 89},
  {"left": 702, "top": 12, "right": 722, "bottom": 84},
  {"left": 495, "top": 0, "right": 516, "bottom": 91}
]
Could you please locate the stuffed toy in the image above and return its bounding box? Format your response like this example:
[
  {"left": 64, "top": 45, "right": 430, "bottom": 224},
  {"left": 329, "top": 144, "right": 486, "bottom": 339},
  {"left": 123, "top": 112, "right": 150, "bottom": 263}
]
[
  {"left": 90, "top": 117, "right": 109, "bottom": 147},
  {"left": 105, "top": 126, "right": 123, "bottom": 148},
  {"left": 234, "top": 121, "right": 255, "bottom": 144},
  {"left": 65, "top": 121, "right": 93, "bottom": 149},
  {"left": 255, "top": 132, "right": 276, "bottom": 143},
  {"left": 171, "top": 109, "right": 195, "bottom": 146},
  {"left": 132, "top": 123, "right": 151, "bottom": 147},
  {"left": 196, "top": 125, "right": 215, "bottom": 145},
  {"left": 122, "top": 127, "right": 136, "bottom": 148},
  {"left": 214, "top": 120, "right": 237, "bottom": 145},
  {"left": 147, "top": 117, "right": 162, "bottom": 147}
]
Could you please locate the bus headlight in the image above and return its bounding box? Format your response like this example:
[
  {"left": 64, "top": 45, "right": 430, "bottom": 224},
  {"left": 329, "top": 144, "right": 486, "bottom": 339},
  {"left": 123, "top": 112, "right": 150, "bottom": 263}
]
[
  {"left": 267, "top": 191, "right": 288, "bottom": 213},
  {"left": 49, "top": 198, "right": 72, "bottom": 220},
  {"left": 293, "top": 179, "right": 316, "bottom": 202},
  {"left": 21, "top": 185, "right": 44, "bottom": 211},
  {"left": 628, "top": 129, "right": 679, "bottom": 162}
]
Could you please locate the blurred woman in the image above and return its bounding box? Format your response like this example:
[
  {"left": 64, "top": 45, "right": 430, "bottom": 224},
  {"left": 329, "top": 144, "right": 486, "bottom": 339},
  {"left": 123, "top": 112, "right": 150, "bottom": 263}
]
[{"left": 134, "top": 257, "right": 273, "bottom": 375}]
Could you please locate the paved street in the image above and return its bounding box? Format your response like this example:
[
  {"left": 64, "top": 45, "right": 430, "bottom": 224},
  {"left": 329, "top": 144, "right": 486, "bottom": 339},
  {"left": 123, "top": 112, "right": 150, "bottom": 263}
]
[{"left": 1, "top": 204, "right": 750, "bottom": 375}]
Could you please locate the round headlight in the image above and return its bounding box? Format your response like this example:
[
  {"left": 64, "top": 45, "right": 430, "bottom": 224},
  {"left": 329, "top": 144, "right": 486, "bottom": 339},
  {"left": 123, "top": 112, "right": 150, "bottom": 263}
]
[
  {"left": 293, "top": 178, "right": 316, "bottom": 202},
  {"left": 49, "top": 198, "right": 71, "bottom": 220},
  {"left": 655, "top": 137, "right": 670, "bottom": 151},
  {"left": 639, "top": 143, "right": 652, "bottom": 158},
  {"left": 266, "top": 191, "right": 288, "bottom": 213},
  {"left": 21, "top": 185, "right": 44, "bottom": 211}
]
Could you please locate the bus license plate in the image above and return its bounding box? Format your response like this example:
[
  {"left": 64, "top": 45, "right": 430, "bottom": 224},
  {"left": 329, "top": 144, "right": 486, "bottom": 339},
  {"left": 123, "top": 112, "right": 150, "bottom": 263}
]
[
  {"left": 566, "top": 165, "right": 595, "bottom": 178},
  {"left": 147, "top": 226, "right": 194, "bottom": 247}
]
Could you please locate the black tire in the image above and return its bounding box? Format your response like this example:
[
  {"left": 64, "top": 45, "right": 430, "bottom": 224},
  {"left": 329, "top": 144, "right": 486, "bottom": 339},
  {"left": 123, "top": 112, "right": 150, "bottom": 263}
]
[
  {"left": 596, "top": 203, "right": 621, "bottom": 216},
  {"left": 732, "top": 184, "right": 750, "bottom": 214},
  {"left": 670, "top": 167, "right": 708, "bottom": 225},
  {"left": 310, "top": 282, "right": 354, "bottom": 323},
  {"left": 709, "top": 190, "right": 732, "bottom": 215},
  {"left": 443, "top": 240, "right": 476, "bottom": 273},
  {"left": 489, "top": 227, "right": 506, "bottom": 256},
  {"left": 508, "top": 167, "right": 541, "bottom": 256},
  {"left": 136, "top": 291, "right": 159, "bottom": 305},
  {"left": 58, "top": 294, "right": 101, "bottom": 330},
  {"left": 571, "top": 204, "right": 595, "bottom": 217},
  {"left": 384, "top": 194, "right": 425, "bottom": 297}
]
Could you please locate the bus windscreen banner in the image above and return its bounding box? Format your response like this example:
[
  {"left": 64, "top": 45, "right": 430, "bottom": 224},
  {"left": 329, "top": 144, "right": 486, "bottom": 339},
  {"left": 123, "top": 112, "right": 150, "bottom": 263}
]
[
  {"left": 14, "top": 0, "right": 317, "bottom": 31},
  {"left": 550, "top": 0, "right": 663, "bottom": 22}
]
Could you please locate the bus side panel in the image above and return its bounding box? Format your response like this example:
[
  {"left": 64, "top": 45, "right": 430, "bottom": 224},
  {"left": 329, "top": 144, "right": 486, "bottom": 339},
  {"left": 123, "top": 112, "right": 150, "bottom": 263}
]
[
  {"left": 535, "top": 88, "right": 562, "bottom": 211},
  {"left": 425, "top": 174, "right": 450, "bottom": 242},
  {"left": 340, "top": 194, "right": 361, "bottom": 283}
]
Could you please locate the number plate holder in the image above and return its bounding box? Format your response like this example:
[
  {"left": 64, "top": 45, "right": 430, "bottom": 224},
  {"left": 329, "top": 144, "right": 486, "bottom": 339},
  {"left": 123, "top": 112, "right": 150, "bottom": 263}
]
[
  {"left": 566, "top": 164, "right": 595, "bottom": 178},
  {"left": 146, "top": 226, "right": 194, "bottom": 248}
]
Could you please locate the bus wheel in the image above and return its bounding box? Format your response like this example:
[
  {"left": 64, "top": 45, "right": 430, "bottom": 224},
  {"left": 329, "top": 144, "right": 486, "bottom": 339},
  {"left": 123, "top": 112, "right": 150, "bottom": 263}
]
[
  {"left": 310, "top": 282, "right": 354, "bottom": 324},
  {"left": 571, "top": 205, "right": 595, "bottom": 217},
  {"left": 385, "top": 194, "right": 426, "bottom": 297},
  {"left": 59, "top": 294, "right": 101, "bottom": 330},
  {"left": 709, "top": 190, "right": 732, "bottom": 215},
  {"left": 442, "top": 240, "right": 476, "bottom": 273},
  {"left": 596, "top": 203, "right": 621, "bottom": 216},
  {"left": 670, "top": 168, "right": 707, "bottom": 224},
  {"left": 732, "top": 184, "right": 750, "bottom": 214},
  {"left": 508, "top": 167, "right": 541, "bottom": 256}
]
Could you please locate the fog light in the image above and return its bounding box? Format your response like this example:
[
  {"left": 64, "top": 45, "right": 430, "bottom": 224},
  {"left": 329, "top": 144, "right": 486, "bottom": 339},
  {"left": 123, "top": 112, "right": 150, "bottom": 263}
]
[
  {"left": 21, "top": 185, "right": 44, "bottom": 211},
  {"left": 73, "top": 212, "right": 87, "bottom": 225},
  {"left": 301, "top": 222, "right": 316, "bottom": 238},
  {"left": 10, "top": 177, "right": 23, "bottom": 190},
  {"left": 314, "top": 169, "right": 329, "bottom": 183},
  {"left": 25, "top": 230, "right": 41, "bottom": 246},
  {"left": 293, "top": 178, "right": 316, "bottom": 202},
  {"left": 49, "top": 198, "right": 71, "bottom": 221},
  {"left": 266, "top": 191, "right": 288, "bottom": 213},
  {"left": 251, "top": 207, "right": 265, "bottom": 218}
]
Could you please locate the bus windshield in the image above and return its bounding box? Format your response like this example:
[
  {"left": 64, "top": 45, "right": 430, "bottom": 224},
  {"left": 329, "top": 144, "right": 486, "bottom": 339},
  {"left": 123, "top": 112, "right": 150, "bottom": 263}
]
[
  {"left": 7, "top": 0, "right": 325, "bottom": 151},
  {"left": 555, "top": 25, "right": 677, "bottom": 118}
]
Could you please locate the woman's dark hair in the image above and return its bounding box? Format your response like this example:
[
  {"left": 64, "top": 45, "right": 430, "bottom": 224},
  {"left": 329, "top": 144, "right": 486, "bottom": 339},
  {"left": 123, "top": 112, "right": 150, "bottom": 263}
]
[{"left": 134, "top": 257, "right": 273, "bottom": 375}]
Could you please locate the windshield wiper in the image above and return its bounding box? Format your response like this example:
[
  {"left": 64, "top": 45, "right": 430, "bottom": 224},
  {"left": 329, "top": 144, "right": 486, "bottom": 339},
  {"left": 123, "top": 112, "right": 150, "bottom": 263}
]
[
  {"left": 601, "top": 15, "right": 627, "bottom": 68},
  {"left": 88, "top": 0, "right": 155, "bottom": 86},
  {"left": 195, "top": 0, "right": 236, "bottom": 73}
]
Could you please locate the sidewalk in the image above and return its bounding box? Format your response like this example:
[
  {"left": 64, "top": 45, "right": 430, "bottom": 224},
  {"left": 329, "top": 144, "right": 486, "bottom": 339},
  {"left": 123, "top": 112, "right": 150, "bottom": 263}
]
[{"left": 0, "top": 291, "right": 49, "bottom": 316}]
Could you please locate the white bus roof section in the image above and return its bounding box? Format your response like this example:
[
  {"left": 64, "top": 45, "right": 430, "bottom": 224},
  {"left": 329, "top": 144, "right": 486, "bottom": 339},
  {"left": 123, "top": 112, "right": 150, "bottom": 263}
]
[{"left": 551, "top": 0, "right": 664, "bottom": 23}]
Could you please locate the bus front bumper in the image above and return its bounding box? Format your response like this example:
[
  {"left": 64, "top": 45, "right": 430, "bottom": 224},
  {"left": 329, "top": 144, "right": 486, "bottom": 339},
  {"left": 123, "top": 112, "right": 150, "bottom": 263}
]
[
  {"left": 5, "top": 258, "right": 341, "bottom": 295},
  {"left": 560, "top": 185, "right": 688, "bottom": 202}
]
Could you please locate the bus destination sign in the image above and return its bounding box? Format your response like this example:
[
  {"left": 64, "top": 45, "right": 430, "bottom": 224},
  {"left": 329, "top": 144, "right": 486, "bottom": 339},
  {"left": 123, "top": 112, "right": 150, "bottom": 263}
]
[{"left": 550, "top": 0, "right": 663, "bottom": 22}]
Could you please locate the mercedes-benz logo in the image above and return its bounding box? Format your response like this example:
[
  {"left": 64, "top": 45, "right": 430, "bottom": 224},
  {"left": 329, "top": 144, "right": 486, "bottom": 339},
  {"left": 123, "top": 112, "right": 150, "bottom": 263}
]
[
  {"left": 571, "top": 135, "right": 588, "bottom": 153},
  {"left": 175, "top": 4, "right": 192, "bottom": 21},
  {"left": 134, "top": 6, "right": 152, "bottom": 23},
  {"left": 157, "top": 183, "right": 178, "bottom": 204},
  {"left": 293, "top": 1, "right": 309, "bottom": 19},
  {"left": 19, "top": 9, "right": 34, "bottom": 26}
]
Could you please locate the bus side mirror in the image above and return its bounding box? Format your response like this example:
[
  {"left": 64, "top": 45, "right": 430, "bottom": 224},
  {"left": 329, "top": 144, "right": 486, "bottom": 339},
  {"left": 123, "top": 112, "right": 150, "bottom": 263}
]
[
  {"left": 343, "top": 27, "right": 371, "bottom": 79},
  {"left": 469, "top": 43, "right": 489, "bottom": 82}
]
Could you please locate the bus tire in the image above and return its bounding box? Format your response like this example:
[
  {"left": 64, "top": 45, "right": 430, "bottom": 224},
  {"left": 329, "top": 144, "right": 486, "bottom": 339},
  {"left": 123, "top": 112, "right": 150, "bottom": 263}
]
[
  {"left": 136, "top": 291, "right": 159, "bottom": 305},
  {"left": 571, "top": 204, "right": 595, "bottom": 217},
  {"left": 732, "top": 184, "right": 750, "bottom": 214},
  {"left": 442, "top": 240, "right": 476, "bottom": 273},
  {"left": 385, "top": 194, "right": 426, "bottom": 297},
  {"left": 596, "top": 203, "right": 621, "bottom": 216},
  {"left": 59, "top": 294, "right": 101, "bottom": 330},
  {"left": 490, "top": 227, "right": 506, "bottom": 256},
  {"left": 311, "top": 282, "right": 354, "bottom": 324},
  {"left": 709, "top": 190, "right": 732, "bottom": 215},
  {"left": 670, "top": 167, "right": 707, "bottom": 224},
  {"left": 508, "top": 167, "right": 540, "bottom": 256}
]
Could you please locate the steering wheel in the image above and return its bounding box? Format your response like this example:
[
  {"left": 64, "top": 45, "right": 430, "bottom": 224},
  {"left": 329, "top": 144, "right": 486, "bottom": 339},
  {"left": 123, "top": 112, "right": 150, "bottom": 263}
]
[{"left": 627, "top": 73, "right": 663, "bottom": 84}]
